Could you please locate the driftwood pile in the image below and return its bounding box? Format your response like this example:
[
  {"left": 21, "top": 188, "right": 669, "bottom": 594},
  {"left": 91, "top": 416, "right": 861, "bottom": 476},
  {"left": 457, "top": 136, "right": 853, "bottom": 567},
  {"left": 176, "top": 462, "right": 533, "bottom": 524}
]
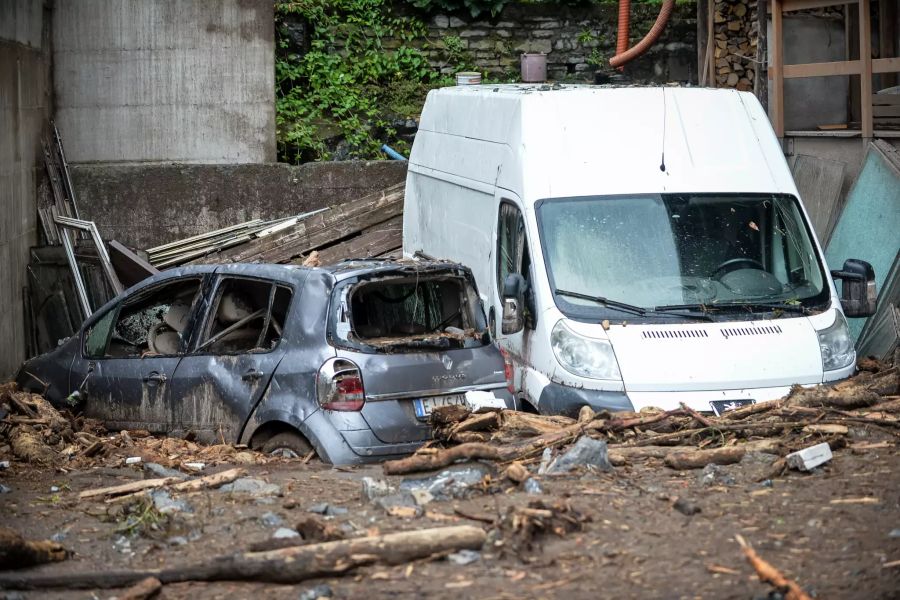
[
  {"left": 0, "top": 384, "right": 269, "bottom": 470},
  {"left": 384, "top": 358, "right": 900, "bottom": 476}
]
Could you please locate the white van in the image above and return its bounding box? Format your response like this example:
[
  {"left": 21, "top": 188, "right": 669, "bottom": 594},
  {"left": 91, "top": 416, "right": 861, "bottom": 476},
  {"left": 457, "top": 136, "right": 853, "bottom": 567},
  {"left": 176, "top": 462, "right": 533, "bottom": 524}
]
[{"left": 402, "top": 85, "right": 877, "bottom": 416}]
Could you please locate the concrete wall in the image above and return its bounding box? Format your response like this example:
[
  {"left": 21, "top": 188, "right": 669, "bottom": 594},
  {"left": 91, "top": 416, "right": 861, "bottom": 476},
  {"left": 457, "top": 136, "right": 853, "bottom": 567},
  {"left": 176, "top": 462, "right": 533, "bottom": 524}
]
[
  {"left": 53, "top": 0, "right": 276, "bottom": 164},
  {"left": 73, "top": 161, "right": 409, "bottom": 249},
  {"left": 0, "top": 0, "right": 51, "bottom": 378}
]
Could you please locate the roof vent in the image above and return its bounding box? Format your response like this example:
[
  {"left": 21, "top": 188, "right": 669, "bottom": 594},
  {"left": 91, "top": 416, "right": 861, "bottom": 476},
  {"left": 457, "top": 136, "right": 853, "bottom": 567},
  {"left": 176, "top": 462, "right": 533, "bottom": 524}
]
[{"left": 720, "top": 325, "right": 783, "bottom": 339}]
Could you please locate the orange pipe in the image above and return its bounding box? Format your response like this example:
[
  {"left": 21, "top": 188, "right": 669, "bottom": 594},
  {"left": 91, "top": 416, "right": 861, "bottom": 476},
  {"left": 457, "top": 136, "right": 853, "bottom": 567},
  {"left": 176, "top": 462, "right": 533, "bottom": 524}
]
[
  {"left": 610, "top": 0, "right": 675, "bottom": 70},
  {"left": 615, "top": 0, "right": 631, "bottom": 60}
]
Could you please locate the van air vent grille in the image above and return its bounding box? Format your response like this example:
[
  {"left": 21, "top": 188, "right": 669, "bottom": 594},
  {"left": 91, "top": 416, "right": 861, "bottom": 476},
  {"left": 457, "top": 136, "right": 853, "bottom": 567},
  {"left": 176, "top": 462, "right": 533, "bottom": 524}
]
[
  {"left": 720, "top": 325, "right": 783, "bottom": 339},
  {"left": 641, "top": 329, "right": 709, "bottom": 339}
]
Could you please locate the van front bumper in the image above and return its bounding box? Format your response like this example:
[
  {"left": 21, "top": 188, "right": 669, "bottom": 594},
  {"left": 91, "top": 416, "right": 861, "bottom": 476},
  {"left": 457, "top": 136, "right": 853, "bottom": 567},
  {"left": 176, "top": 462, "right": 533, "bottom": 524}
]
[
  {"left": 627, "top": 386, "right": 796, "bottom": 413},
  {"left": 538, "top": 383, "right": 634, "bottom": 417}
]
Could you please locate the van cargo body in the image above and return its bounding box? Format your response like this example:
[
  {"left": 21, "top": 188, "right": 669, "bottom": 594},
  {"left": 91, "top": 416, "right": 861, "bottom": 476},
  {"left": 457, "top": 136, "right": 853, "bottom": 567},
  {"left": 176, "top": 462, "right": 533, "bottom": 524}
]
[{"left": 403, "top": 85, "right": 872, "bottom": 416}]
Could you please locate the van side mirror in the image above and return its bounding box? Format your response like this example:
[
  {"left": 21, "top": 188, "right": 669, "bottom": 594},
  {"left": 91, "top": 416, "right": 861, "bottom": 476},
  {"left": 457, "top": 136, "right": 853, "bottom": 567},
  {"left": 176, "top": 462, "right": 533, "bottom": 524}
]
[
  {"left": 501, "top": 273, "right": 526, "bottom": 335},
  {"left": 830, "top": 259, "right": 876, "bottom": 318}
]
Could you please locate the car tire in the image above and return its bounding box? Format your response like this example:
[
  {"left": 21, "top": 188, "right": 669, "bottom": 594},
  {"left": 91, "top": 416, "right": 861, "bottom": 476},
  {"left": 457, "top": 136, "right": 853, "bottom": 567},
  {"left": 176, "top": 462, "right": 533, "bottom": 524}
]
[{"left": 260, "top": 431, "right": 315, "bottom": 459}]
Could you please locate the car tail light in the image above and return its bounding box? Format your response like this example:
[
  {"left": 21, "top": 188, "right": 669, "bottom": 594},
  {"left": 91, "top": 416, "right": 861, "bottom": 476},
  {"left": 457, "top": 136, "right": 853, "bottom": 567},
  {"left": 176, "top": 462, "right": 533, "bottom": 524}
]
[
  {"left": 317, "top": 358, "right": 365, "bottom": 411},
  {"left": 500, "top": 348, "right": 514, "bottom": 393}
]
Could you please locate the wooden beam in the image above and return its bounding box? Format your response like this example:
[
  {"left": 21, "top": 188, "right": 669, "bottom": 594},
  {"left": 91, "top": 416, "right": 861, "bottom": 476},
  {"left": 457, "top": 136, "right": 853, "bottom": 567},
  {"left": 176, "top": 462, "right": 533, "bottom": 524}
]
[
  {"left": 873, "top": 57, "right": 900, "bottom": 74},
  {"left": 755, "top": 0, "right": 768, "bottom": 111},
  {"left": 879, "top": 0, "right": 897, "bottom": 87},
  {"left": 771, "top": 0, "right": 785, "bottom": 137},
  {"left": 782, "top": 0, "right": 857, "bottom": 11},
  {"left": 860, "top": 0, "right": 873, "bottom": 138},
  {"left": 783, "top": 60, "right": 863, "bottom": 78}
]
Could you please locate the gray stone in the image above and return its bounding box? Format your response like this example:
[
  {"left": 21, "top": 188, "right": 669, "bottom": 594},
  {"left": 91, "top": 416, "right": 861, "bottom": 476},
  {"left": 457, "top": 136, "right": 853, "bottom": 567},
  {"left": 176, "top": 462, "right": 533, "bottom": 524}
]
[
  {"left": 0, "top": 460, "right": 9, "bottom": 470},
  {"left": 547, "top": 437, "right": 613, "bottom": 473},
  {"left": 523, "top": 478, "right": 544, "bottom": 495},
  {"left": 298, "top": 584, "right": 333, "bottom": 600},
  {"left": 448, "top": 17, "right": 465, "bottom": 27},
  {"left": 219, "top": 477, "right": 282, "bottom": 496},
  {"left": 260, "top": 511, "right": 285, "bottom": 527},
  {"left": 888, "top": 529, "right": 900, "bottom": 539},
  {"left": 150, "top": 489, "right": 193, "bottom": 514},
  {"left": 460, "top": 30, "right": 488, "bottom": 38},
  {"left": 167, "top": 536, "right": 188, "bottom": 546},
  {"left": 373, "top": 492, "right": 421, "bottom": 515},
  {"left": 433, "top": 15, "right": 449, "bottom": 28},
  {"left": 0, "top": 484, "right": 11, "bottom": 494},
  {"left": 273, "top": 527, "right": 300, "bottom": 539},
  {"left": 673, "top": 497, "right": 701, "bottom": 516},
  {"left": 50, "top": 531, "right": 67, "bottom": 542},
  {"left": 699, "top": 464, "right": 736, "bottom": 487},
  {"left": 308, "top": 503, "right": 348, "bottom": 517},
  {"left": 144, "top": 462, "right": 188, "bottom": 479},
  {"left": 399, "top": 462, "right": 493, "bottom": 500},
  {"left": 447, "top": 549, "right": 481, "bottom": 565}
]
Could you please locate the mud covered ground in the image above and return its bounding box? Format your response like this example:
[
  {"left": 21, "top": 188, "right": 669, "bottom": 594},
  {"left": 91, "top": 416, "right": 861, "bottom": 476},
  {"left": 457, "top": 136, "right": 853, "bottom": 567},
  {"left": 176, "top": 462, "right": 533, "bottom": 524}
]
[{"left": 1, "top": 438, "right": 898, "bottom": 600}]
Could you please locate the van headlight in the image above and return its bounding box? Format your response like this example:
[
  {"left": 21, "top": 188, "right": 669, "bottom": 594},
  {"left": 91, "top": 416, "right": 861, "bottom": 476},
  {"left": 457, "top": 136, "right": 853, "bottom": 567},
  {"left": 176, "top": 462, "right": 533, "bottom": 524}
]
[
  {"left": 817, "top": 312, "right": 855, "bottom": 371},
  {"left": 551, "top": 320, "right": 622, "bottom": 380}
]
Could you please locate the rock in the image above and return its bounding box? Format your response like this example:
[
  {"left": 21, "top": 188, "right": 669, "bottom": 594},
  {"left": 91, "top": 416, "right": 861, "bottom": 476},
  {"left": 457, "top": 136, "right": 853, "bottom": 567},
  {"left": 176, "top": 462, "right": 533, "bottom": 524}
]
[
  {"left": 888, "top": 529, "right": 900, "bottom": 539},
  {"left": 409, "top": 489, "right": 434, "bottom": 506},
  {"left": 144, "top": 462, "right": 188, "bottom": 479},
  {"left": 298, "top": 584, "right": 333, "bottom": 600},
  {"left": 399, "top": 462, "right": 493, "bottom": 501},
  {"left": 0, "top": 484, "right": 12, "bottom": 494},
  {"left": 447, "top": 549, "right": 481, "bottom": 565},
  {"left": 296, "top": 515, "right": 345, "bottom": 542},
  {"left": 547, "top": 437, "right": 613, "bottom": 473},
  {"left": 0, "top": 460, "right": 10, "bottom": 470},
  {"left": 273, "top": 527, "right": 300, "bottom": 539},
  {"left": 523, "top": 478, "right": 544, "bottom": 495},
  {"left": 219, "top": 477, "right": 282, "bottom": 496},
  {"left": 699, "top": 464, "right": 736, "bottom": 487},
  {"left": 373, "top": 492, "right": 419, "bottom": 513},
  {"left": 232, "top": 451, "right": 257, "bottom": 465},
  {"left": 49, "top": 531, "right": 66, "bottom": 543},
  {"left": 260, "top": 512, "right": 285, "bottom": 527},
  {"left": 361, "top": 476, "right": 394, "bottom": 501},
  {"left": 125, "top": 456, "right": 142, "bottom": 465},
  {"left": 150, "top": 490, "right": 192, "bottom": 514},
  {"left": 673, "top": 497, "right": 701, "bottom": 516},
  {"left": 167, "top": 536, "right": 188, "bottom": 546},
  {"left": 307, "top": 503, "right": 348, "bottom": 517},
  {"left": 538, "top": 447, "right": 553, "bottom": 474}
]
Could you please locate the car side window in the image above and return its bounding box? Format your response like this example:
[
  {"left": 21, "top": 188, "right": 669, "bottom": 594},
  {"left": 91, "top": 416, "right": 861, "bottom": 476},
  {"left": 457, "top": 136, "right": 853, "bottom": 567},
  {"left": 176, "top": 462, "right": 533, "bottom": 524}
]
[
  {"left": 196, "top": 278, "right": 292, "bottom": 354},
  {"left": 96, "top": 278, "right": 202, "bottom": 358},
  {"left": 497, "top": 201, "right": 532, "bottom": 296}
]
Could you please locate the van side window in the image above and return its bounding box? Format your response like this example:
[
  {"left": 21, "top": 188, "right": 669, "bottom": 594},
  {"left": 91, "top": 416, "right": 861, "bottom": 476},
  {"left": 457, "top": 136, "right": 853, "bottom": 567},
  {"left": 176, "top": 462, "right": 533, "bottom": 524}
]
[
  {"left": 197, "top": 278, "right": 292, "bottom": 354},
  {"left": 497, "top": 202, "right": 534, "bottom": 326}
]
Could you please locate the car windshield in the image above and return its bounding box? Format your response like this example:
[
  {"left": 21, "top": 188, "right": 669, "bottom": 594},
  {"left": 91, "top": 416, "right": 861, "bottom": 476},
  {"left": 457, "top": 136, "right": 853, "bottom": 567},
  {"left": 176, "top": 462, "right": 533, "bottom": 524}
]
[{"left": 536, "top": 194, "right": 828, "bottom": 318}]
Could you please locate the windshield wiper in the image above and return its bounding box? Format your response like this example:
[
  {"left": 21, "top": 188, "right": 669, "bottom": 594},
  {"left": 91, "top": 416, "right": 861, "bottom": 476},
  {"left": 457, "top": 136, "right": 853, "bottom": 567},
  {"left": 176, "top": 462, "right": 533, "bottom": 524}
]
[
  {"left": 554, "top": 289, "right": 646, "bottom": 316},
  {"left": 710, "top": 301, "right": 810, "bottom": 315}
]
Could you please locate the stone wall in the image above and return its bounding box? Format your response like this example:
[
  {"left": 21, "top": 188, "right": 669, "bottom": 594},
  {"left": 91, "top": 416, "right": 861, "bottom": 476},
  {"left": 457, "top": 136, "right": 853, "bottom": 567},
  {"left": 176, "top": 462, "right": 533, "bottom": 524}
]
[
  {"left": 420, "top": 3, "right": 697, "bottom": 82},
  {"left": 72, "top": 161, "right": 409, "bottom": 250},
  {"left": 53, "top": 0, "right": 276, "bottom": 164},
  {"left": 0, "top": 0, "right": 51, "bottom": 378}
]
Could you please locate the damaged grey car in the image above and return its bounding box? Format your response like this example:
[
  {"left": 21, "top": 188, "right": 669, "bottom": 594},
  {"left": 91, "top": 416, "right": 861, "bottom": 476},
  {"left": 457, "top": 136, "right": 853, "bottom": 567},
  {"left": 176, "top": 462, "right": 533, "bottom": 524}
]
[{"left": 16, "top": 260, "right": 514, "bottom": 464}]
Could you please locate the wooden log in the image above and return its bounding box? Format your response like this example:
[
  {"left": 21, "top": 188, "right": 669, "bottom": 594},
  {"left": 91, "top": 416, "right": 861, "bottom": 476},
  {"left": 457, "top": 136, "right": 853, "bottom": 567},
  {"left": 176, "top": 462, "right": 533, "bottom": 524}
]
[
  {"left": 78, "top": 477, "right": 182, "bottom": 500},
  {"left": 383, "top": 443, "right": 508, "bottom": 475},
  {"left": 735, "top": 534, "right": 813, "bottom": 600},
  {"left": 117, "top": 577, "right": 162, "bottom": 600},
  {"left": 664, "top": 446, "right": 746, "bottom": 470},
  {"left": 107, "top": 468, "right": 247, "bottom": 504},
  {"left": 0, "top": 525, "right": 486, "bottom": 590},
  {"left": 0, "top": 527, "right": 69, "bottom": 570}
]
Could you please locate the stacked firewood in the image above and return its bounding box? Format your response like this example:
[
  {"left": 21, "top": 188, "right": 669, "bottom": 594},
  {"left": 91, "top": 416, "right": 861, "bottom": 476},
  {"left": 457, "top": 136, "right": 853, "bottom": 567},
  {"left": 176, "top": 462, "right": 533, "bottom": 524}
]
[{"left": 713, "top": 0, "right": 759, "bottom": 90}]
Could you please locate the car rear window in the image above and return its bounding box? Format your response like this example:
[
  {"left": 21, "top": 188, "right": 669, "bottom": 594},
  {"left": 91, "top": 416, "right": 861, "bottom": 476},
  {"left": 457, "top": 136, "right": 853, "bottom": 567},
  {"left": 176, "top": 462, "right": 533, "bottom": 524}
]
[{"left": 331, "top": 273, "right": 489, "bottom": 353}]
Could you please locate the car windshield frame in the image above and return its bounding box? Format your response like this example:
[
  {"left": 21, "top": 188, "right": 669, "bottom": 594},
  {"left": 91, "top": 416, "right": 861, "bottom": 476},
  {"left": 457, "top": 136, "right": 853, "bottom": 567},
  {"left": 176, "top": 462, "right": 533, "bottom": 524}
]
[{"left": 535, "top": 192, "right": 831, "bottom": 323}]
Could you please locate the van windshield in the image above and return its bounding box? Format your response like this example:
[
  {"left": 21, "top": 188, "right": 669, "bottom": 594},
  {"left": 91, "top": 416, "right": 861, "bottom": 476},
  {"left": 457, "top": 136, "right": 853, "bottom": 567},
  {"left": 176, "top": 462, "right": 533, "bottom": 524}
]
[{"left": 536, "top": 194, "right": 828, "bottom": 319}]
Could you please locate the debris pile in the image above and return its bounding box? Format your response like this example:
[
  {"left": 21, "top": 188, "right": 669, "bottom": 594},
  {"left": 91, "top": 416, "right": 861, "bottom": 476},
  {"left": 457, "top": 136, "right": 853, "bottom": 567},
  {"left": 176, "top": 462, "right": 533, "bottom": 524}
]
[
  {"left": 384, "top": 358, "right": 900, "bottom": 476},
  {"left": 0, "top": 384, "right": 269, "bottom": 471}
]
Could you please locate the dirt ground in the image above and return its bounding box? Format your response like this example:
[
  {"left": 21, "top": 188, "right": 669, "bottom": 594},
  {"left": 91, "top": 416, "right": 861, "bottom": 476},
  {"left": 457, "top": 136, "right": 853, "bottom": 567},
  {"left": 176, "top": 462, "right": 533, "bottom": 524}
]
[{"left": 1, "top": 437, "right": 898, "bottom": 600}]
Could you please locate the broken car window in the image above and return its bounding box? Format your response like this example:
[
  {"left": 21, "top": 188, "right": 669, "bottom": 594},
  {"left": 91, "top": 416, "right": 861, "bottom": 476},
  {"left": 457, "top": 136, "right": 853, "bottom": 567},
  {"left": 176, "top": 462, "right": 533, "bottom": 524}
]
[
  {"left": 198, "top": 278, "right": 292, "bottom": 354},
  {"left": 87, "top": 278, "right": 202, "bottom": 358},
  {"left": 334, "top": 273, "right": 488, "bottom": 352}
]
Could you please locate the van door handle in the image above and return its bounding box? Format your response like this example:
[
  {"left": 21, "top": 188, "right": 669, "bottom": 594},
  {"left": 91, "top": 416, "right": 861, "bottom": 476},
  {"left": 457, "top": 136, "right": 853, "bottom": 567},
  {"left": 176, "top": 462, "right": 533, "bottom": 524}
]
[
  {"left": 242, "top": 369, "right": 263, "bottom": 382},
  {"left": 143, "top": 372, "right": 167, "bottom": 384}
]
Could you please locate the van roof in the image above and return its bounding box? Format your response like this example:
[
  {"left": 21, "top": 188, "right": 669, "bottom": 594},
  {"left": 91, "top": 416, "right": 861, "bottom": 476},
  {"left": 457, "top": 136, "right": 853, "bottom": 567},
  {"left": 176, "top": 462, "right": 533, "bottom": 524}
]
[{"left": 412, "top": 85, "right": 797, "bottom": 200}]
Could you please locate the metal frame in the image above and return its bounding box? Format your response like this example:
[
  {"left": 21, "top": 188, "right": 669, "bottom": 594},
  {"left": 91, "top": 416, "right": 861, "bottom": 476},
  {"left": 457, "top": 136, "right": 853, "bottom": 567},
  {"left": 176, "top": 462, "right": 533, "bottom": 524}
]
[
  {"left": 768, "top": 0, "right": 900, "bottom": 138},
  {"left": 55, "top": 216, "right": 125, "bottom": 319}
]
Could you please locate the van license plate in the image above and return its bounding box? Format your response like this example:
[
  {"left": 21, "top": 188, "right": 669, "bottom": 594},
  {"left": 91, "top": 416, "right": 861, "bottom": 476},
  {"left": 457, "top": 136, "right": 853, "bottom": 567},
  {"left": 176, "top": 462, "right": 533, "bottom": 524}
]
[
  {"left": 709, "top": 399, "right": 755, "bottom": 416},
  {"left": 413, "top": 395, "right": 467, "bottom": 419}
]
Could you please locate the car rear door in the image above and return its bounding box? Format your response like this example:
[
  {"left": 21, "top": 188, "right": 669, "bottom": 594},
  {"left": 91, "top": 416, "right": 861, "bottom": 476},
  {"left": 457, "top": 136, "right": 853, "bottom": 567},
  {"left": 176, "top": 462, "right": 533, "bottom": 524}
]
[
  {"left": 168, "top": 275, "right": 293, "bottom": 443},
  {"left": 79, "top": 276, "right": 205, "bottom": 432}
]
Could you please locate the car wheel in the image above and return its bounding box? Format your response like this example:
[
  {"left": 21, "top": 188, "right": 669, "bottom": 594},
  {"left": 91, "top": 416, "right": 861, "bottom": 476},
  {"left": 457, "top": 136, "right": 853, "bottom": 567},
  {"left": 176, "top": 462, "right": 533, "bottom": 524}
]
[{"left": 260, "top": 431, "right": 315, "bottom": 459}]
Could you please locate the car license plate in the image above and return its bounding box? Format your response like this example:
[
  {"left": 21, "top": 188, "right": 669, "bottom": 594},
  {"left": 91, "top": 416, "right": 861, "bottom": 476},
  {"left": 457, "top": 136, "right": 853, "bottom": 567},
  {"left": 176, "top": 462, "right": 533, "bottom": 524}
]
[
  {"left": 413, "top": 394, "right": 467, "bottom": 419},
  {"left": 709, "top": 399, "right": 755, "bottom": 416}
]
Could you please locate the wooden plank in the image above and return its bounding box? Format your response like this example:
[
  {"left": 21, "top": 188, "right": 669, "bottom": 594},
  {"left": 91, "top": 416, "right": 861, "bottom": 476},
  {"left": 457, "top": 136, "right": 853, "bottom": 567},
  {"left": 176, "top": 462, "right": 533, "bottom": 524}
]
[
  {"left": 781, "top": 0, "right": 857, "bottom": 11},
  {"left": 312, "top": 220, "right": 403, "bottom": 265},
  {"left": 873, "top": 94, "right": 900, "bottom": 106},
  {"left": 755, "top": 0, "right": 768, "bottom": 110},
  {"left": 878, "top": 0, "right": 897, "bottom": 88},
  {"left": 873, "top": 57, "right": 900, "bottom": 75},
  {"left": 782, "top": 60, "right": 862, "bottom": 78},
  {"left": 874, "top": 105, "right": 900, "bottom": 117},
  {"left": 194, "top": 184, "right": 404, "bottom": 265},
  {"left": 789, "top": 154, "right": 846, "bottom": 243},
  {"left": 860, "top": 0, "right": 873, "bottom": 138},
  {"left": 771, "top": 0, "right": 785, "bottom": 137}
]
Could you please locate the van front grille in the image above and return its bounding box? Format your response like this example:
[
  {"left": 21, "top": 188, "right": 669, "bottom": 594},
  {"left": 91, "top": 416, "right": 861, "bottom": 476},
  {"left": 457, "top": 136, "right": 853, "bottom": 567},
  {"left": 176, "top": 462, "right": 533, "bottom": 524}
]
[
  {"left": 720, "top": 325, "right": 783, "bottom": 339},
  {"left": 641, "top": 329, "right": 709, "bottom": 339}
]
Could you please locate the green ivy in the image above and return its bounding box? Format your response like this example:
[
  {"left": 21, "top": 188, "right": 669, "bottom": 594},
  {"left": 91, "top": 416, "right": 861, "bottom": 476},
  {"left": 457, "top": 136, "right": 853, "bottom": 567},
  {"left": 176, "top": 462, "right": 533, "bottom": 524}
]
[
  {"left": 276, "top": 0, "right": 442, "bottom": 162},
  {"left": 407, "top": 0, "right": 511, "bottom": 18}
]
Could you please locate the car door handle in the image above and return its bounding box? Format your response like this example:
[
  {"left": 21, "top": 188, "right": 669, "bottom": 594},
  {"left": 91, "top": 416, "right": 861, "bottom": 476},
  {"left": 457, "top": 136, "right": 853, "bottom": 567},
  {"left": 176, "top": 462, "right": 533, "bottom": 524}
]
[
  {"left": 143, "top": 372, "right": 167, "bottom": 384},
  {"left": 242, "top": 369, "right": 263, "bottom": 382}
]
